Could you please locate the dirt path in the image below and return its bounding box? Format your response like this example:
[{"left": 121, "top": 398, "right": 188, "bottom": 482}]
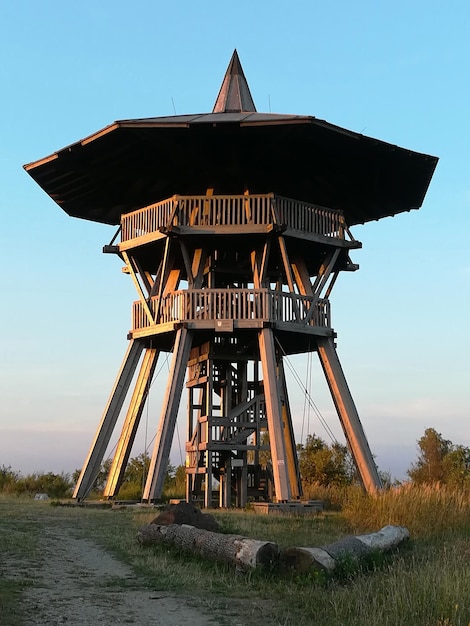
[{"left": 20, "top": 521, "right": 221, "bottom": 625}]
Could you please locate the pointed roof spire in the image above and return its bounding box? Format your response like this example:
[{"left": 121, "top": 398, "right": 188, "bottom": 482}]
[{"left": 213, "top": 50, "right": 257, "bottom": 113}]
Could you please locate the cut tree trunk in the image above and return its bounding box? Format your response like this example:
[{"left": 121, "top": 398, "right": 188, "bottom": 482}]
[
  {"left": 137, "top": 523, "right": 278, "bottom": 572},
  {"left": 280, "top": 525, "right": 409, "bottom": 574}
]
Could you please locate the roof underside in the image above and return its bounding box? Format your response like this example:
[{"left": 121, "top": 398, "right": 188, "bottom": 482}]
[{"left": 24, "top": 112, "right": 437, "bottom": 227}]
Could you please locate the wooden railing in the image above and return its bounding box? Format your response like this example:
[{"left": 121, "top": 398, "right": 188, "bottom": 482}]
[
  {"left": 131, "top": 288, "right": 330, "bottom": 331},
  {"left": 274, "top": 196, "right": 344, "bottom": 238},
  {"left": 121, "top": 197, "right": 175, "bottom": 241},
  {"left": 121, "top": 194, "right": 350, "bottom": 243}
]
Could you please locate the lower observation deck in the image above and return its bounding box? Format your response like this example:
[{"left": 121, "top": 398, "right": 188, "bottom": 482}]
[{"left": 130, "top": 288, "right": 333, "bottom": 344}]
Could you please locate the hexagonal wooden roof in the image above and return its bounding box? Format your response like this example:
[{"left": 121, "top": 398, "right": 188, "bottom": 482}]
[{"left": 24, "top": 51, "right": 437, "bottom": 227}]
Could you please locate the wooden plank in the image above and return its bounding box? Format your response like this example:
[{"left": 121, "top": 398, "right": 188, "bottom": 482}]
[
  {"left": 197, "top": 443, "right": 265, "bottom": 451},
  {"left": 185, "top": 320, "right": 264, "bottom": 331},
  {"left": 197, "top": 416, "right": 260, "bottom": 429},
  {"left": 215, "top": 319, "right": 234, "bottom": 332},
  {"left": 272, "top": 322, "right": 333, "bottom": 338},
  {"left": 170, "top": 224, "right": 274, "bottom": 236},
  {"left": 119, "top": 229, "right": 167, "bottom": 250},
  {"left": 185, "top": 467, "right": 207, "bottom": 475},
  {"left": 130, "top": 321, "right": 178, "bottom": 340},
  {"left": 282, "top": 228, "right": 360, "bottom": 247}
]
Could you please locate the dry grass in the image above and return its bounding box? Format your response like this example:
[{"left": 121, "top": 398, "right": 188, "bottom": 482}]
[
  {"left": 341, "top": 482, "right": 470, "bottom": 537},
  {"left": 1, "top": 487, "right": 470, "bottom": 625}
]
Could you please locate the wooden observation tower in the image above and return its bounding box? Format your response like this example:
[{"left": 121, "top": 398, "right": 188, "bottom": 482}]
[{"left": 25, "top": 51, "right": 437, "bottom": 506}]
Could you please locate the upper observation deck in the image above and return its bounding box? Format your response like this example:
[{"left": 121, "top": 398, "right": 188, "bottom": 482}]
[{"left": 118, "top": 193, "right": 360, "bottom": 250}]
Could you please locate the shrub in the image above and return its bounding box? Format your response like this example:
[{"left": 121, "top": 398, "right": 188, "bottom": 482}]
[
  {"left": 14, "top": 472, "right": 73, "bottom": 499},
  {"left": 0, "top": 465, "right": 20, "bottom": 494}
]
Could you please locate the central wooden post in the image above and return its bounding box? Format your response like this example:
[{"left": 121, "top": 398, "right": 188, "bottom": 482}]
[{"left": 258, "top": 328, "right": 291, "bottom": 501}]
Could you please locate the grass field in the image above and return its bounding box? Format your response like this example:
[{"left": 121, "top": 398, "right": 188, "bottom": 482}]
[{"left": 1, "top": 486, "right": 469, "bottom": 625}]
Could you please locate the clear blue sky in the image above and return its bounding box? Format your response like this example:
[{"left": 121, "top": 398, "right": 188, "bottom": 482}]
[{"left": 1, "top": 1, "right": 469, "bottom": 481}]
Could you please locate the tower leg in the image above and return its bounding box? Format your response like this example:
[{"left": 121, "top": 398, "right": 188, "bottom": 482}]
[
  {"left": 258, "top": 328, "right": 291, "bottom": 502},
  {"left": 240, "top": 460, "right": 248, "bottom": 507},
  {"left": 73, "top": 340, "right": 144, "bottom": 500},
  {"left": 103, "top": 347, "right": 159, "bottom": 498},
  {"left": 317, "top": 337, "right": 382, "bottom": 493},
  {"left": 143, "top": 327, "right": 193, "bottom": 501},
  {"left": 204, "top": 454, "right": 213, "bottom": 508},
  {"left": 222, "top": 458, "right": 232, "bottom": 507},
  {"left": 279, "top": 361, "right": 302, "bottom": 499}
]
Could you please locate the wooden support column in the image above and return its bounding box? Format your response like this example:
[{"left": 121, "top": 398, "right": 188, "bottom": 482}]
[
  {"left": 103, "top": 347, "right": 159, "bottom": 498},
  {"left": 317, "top": 337, "right": 382, "bottom": 494},
  {"left": 204, "top": 356, "right": 214, "bottom": 509},
  {"left": 205, "top": 458, "right": 213, "bottom": 508},
  {"left": 279, "top": 362, "right": 302, "bottom": 499},
  {"left": 180, "top": 244, "right": 207, "bottom": 289},
  {"left": 222, "top": 458, "right": 232, "bottom": 507},
  {"left": 291, "top": 256, "right": 315, "bottom": 297},
  {"left": 258, "top": 328, "right": 291, "bottom": 502},
  {"left": 143, "top": 327, "right": 193, "bottom": 501},
  {"left": 240, "top": 460, "right": 248, "bottom": 507},
  {"left": 73, "top": 340, "right": 143, "bottom": 500},
  {"left": 219, "top": 473, "right": 225, "bottom": 508}
]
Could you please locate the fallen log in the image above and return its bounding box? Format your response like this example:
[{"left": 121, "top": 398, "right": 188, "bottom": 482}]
[
  {"left": 280, "top": 525, "right": 409, "bottom": 574},
  {"left": 137, "top": 523, "right": 278, "bottom": 572}
]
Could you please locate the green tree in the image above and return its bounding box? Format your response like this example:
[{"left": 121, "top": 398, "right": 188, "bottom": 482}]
[
  {"left": 407, "top": 428, "right": 470, "bottom": 485},
  {"left": 441, "top": 445, "right": 470, "bottom": 487},
  {"left": 297, "top": 434, "right": 353, "bottom": 487},
  {"left": 258, "top": 430, "right": 272, "bottom": 469},
  {"left": 407, "top": 428, "right": 452, "bottom": 483},
  {"left": 118, "top": 452, "right": 151, "bottom": 500},
  {"left": 174, "top": 464, "right": 186, "bottom": 495},
  {"left": 123, "top": 452, "right": 150, "bottom": 487},
  {"left": 162, "top": 464, "right": 186, "bottom": 499},
  {"left": 163, "top": 462, "right": 176, "bottom": 492}
]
